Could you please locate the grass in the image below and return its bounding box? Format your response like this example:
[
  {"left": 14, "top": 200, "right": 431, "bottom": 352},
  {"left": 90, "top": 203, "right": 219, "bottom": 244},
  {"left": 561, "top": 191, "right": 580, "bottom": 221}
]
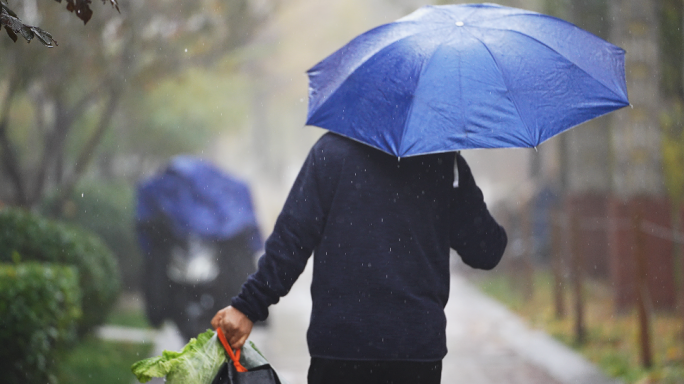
[
  {"left": 105, "top": 292, "right": 153, "bottom": 329},
  {"left": 105, "top": 307, "right": 152, "bottom": 329},
  {"left": 56, "top": 336, "right": 153, "bottom": 384},
  {"left": 472, "top": 269, "right": 684, "bottom": 384},
  {"left": 56, "top": 294, "right": 155, "bottom": 384}
]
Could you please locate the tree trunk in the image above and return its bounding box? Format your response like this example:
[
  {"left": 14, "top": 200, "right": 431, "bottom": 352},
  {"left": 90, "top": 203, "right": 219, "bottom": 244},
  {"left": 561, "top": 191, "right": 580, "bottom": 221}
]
[
  {"left": 53, "top": 87, "right": 122, "bottom": 210},
  {"left": 671, "top": 201, "right": 684, "bottom": 340},
  {"left": 32, "top": 90, "right": 99, "bottom": 207},
  {"left": 570, "top": 211, "right": 585, "bottom": 344},
  {"left": 633, "top": 204, "right": 653, "bottom": 368},
  {"left": 0, "top": 81, "right": 28, "bottom": 206},
  {"left": 521, "top": 202, "right": 535, "bottom": 301},
  {"left": 551, "top": 209, "right": 566, "bottom": 319}
]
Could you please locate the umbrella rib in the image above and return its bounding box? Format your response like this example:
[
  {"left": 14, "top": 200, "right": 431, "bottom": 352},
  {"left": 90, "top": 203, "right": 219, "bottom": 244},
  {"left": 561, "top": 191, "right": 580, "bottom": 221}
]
[
  {"left": 399, "top": 38, "right": 456, "bottom": 155},
  {"left": 471, "top": 25, "right": 627, "bottom": 103},
  {"left": 464, "top": 29, "right": 535, "bottom": 147}
]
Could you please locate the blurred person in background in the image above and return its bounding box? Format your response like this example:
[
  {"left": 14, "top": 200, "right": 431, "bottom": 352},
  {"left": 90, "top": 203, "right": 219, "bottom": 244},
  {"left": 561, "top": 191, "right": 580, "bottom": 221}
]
[{"left": 137, "top": 156, "right": 262, "bottom": 341}]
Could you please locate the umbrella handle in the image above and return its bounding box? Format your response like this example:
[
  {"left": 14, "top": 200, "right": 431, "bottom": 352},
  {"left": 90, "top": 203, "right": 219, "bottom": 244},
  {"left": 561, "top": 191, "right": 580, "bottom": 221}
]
[{"left": 216, "top": 327, "right": 248, "bottom": 372}]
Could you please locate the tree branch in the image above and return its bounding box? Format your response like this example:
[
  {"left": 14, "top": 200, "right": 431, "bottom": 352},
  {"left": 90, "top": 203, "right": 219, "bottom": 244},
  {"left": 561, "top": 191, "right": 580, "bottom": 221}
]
[
  {"left": 53, "top": 85, "right": 122, "bottom": 208},
  {"left": 1, "top": 1, "right": 58, "bottom": 47},
  {"left": 31, "top": 86, "right": 102, "bottom": 205}
]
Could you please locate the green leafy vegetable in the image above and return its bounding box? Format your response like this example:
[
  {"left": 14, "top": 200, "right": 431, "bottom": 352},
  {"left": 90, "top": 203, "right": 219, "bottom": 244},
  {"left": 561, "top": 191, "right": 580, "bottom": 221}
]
[{"left": 131, "top": 329, "right": 225, "bottom": 384}]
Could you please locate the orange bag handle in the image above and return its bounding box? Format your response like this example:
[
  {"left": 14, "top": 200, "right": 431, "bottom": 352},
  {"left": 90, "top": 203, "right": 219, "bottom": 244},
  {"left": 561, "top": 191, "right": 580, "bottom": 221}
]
[{"left": 216, "top": 327, "right": 248, "bottom": 373}]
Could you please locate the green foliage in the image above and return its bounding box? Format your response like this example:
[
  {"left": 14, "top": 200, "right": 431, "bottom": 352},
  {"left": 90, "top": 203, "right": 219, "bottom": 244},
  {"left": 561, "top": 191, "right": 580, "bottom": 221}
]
[
  {"left": 116, "top": 67, "right": 251, "bottom": 161},
  {"left": 0, "top": 207, "right": 120, "bottom": 335},
  {"left": 42, "top": 179, "right": 142, "bottom": 291},
  {"left": 0, "top": 262, "right": 81, "bottom": 384},
  {"left": 0, "top": 0, "right": 275, "bottom": 208},
  {"left": 57, "top": 336, "right": 153, "bottom": 384}
]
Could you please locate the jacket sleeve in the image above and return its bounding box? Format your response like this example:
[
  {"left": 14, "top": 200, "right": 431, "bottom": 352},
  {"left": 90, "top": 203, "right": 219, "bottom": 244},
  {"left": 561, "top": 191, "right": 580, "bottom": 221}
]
[
  {"left": 450, "top": 153, "right": 507, "bottom": 270},
  {"left": 231, "top": 145, "right": 337, "bottom": 322}
]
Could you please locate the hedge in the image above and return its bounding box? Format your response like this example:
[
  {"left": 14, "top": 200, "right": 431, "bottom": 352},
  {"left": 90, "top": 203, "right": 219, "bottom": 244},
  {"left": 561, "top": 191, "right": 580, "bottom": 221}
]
[
  {"left": 0, "top": 208, "right": 120, "bottom": 335},
  {"left": 0, "top": 262, "right": 81, "bottom": 384}
]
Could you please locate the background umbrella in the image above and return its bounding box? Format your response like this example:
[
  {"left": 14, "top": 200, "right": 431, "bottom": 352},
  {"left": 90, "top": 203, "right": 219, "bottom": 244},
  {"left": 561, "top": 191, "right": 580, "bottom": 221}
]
[
  {"left": 306, "top": 3, "right": 629, "bottom": 158},
  {"left": 136, "top": 155, "right": 262, "bottom": 253}
]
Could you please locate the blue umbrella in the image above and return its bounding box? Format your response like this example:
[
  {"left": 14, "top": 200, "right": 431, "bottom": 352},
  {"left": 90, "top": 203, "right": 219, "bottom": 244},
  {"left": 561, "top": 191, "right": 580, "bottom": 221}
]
[
  {"left": 136, "top": 156, "right": 263, "bottom": 253},
  {"left": 306, "top": 3, "right": 629, "bottom": 157}
]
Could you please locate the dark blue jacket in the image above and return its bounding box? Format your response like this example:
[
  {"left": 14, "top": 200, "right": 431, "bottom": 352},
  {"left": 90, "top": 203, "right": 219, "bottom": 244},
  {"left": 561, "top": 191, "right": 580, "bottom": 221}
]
[{"left": 232, "top": 132, "right": 507, "bottom": 361}]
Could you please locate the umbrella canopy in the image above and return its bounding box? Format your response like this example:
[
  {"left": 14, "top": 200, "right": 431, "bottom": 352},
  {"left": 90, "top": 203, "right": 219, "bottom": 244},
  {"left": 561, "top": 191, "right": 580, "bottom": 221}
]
[
  {"left": 136, "top": 156, "right": 262, "bottom": 253},
  {"left": 306, "top": 3, "right": 629, "bottom": 157}
]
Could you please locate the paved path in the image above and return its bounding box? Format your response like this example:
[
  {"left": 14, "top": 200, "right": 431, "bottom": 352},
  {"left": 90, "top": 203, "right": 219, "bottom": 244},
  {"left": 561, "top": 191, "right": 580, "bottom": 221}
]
[
  {"left": 106, "top": 266, "right": 621, "bottom": 384},
  {"left": 441, "top": 274, "right": 621, "bottom": 384}
]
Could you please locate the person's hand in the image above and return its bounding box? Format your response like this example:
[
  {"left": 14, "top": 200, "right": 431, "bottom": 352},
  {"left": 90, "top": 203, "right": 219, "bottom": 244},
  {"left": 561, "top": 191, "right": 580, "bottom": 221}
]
[{"left": 211, "top": 306, "right": 253, "bottom": 350}]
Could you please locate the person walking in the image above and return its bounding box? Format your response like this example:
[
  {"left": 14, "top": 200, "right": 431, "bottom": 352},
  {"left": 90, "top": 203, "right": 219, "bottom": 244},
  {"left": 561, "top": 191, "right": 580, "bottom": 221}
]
[{"left": 212, "top": 132, "right": 507, "bottom": 384}]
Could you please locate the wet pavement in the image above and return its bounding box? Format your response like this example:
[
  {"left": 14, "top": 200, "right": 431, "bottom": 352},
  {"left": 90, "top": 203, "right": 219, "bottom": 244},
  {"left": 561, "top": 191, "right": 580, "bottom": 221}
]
[
  {"left": 440, "top": 274, "right": 620, "bottom": 384},
  {"left": 109, "top": 265, "right": 621, "bottom": 384}
]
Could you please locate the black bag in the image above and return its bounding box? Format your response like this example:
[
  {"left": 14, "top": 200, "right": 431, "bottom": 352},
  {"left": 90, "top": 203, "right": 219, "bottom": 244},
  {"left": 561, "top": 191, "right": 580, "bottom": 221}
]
[
  {"left": 214, "top": 328, "right": 281, "bottom": 384},
  {"left": 211, "top": 361, "right": 280, "bottom": 384}
]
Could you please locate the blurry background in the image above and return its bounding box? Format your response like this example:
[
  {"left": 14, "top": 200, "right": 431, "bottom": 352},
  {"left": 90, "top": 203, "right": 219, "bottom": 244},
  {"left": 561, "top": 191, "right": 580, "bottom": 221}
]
[{"left": 2, "top": 0, "right": 684, "bottom": 383}]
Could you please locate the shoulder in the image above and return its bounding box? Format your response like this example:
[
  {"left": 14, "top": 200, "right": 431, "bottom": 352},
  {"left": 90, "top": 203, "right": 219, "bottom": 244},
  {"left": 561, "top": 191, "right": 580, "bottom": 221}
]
[
  {"left": 309, "top": 132, "right": 369, "bottom": 165},
  {"left": 313, "top": 132, "right": 359, "bottom": 154}
]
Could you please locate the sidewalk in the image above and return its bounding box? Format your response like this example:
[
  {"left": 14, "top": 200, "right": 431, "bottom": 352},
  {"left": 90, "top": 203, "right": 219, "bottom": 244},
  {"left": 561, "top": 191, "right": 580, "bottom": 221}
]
[
  {"left": 442, "top": 273, "right": 622, "bottom": 384},
  {"left": 108, "top": 265, "right": 621, "bottom": 384}
]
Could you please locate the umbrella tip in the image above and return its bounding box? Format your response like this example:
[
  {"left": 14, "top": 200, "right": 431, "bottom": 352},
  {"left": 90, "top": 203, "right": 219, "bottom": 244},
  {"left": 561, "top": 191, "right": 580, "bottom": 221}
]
[{"left": 534, "top": 146, "right": 538, "bottom": 152}]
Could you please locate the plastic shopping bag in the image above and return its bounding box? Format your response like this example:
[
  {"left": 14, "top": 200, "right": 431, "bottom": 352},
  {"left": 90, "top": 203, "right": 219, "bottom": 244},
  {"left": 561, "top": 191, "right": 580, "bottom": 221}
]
[{"left": 211, "top": 328, "right": 281, "bottom": 384}]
